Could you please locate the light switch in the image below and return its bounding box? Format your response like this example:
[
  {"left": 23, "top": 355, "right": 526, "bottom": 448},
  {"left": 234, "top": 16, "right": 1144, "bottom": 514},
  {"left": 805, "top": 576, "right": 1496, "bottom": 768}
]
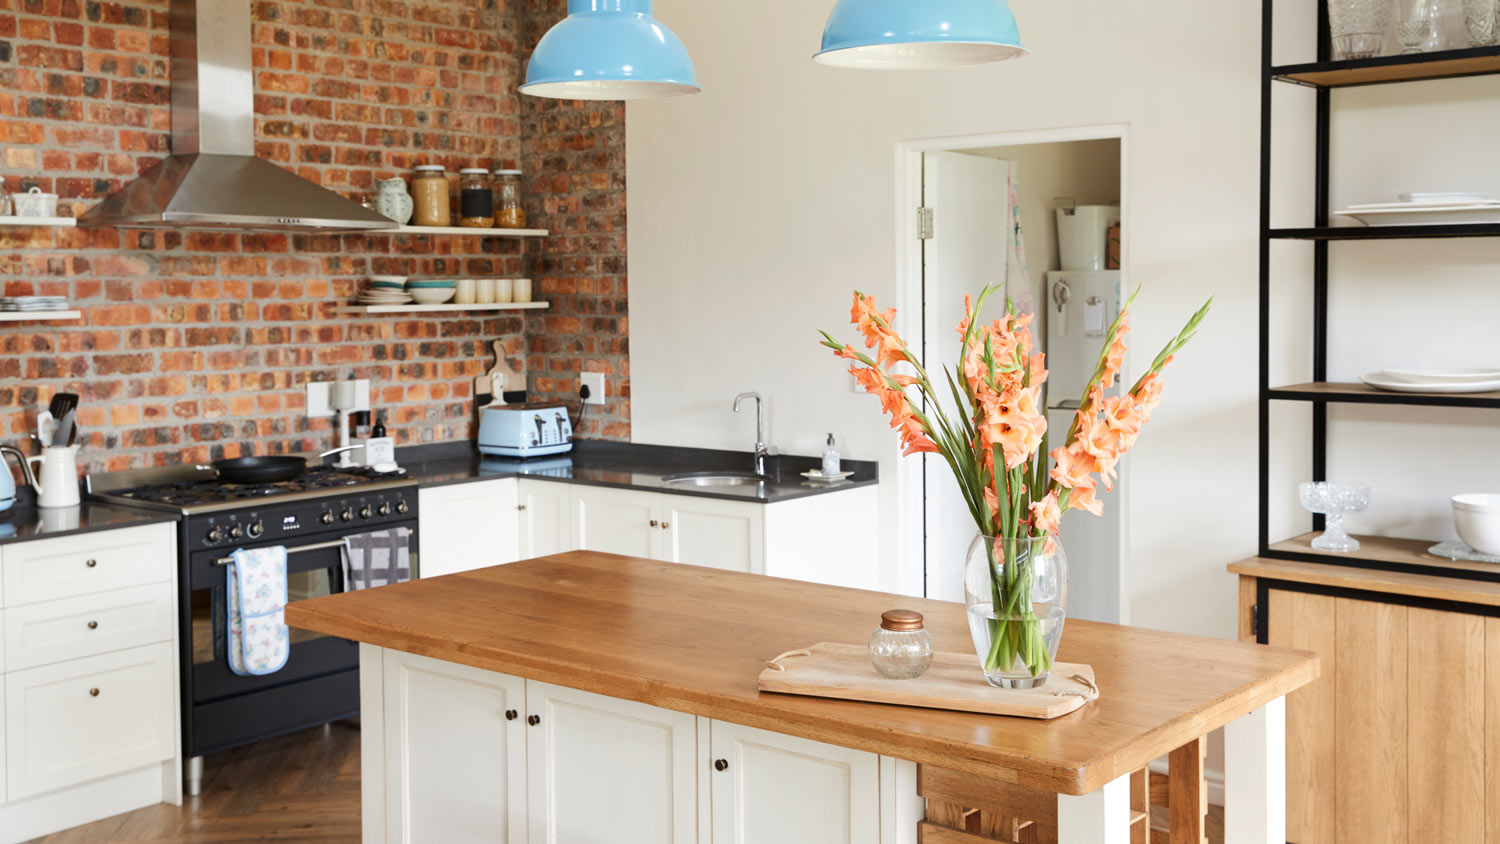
[{"left": 1083, "top": 297, "right": 1106, "bottom": 336}]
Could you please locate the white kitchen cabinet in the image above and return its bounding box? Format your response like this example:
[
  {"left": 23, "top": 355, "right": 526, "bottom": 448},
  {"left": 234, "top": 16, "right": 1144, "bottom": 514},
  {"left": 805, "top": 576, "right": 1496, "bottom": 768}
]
[
  {"left": 516, "top": 480, "right": 571, "bottom": 560},
  {"left": 570, "top": 485, "right": 663, "bottom": 559},
  {"left": 1, "top": 523, "right": 172, "bottom": 607},
  {"left": 709, "top": 720, "right": 880, "bottom": 844},
  {"left": 525, "top": 679, "right": 698, "bottom": 844},
  {"left": 417, "top": 478, "right": 519, "bottom": 578},
  {"left": 381, "top": 650, "right": 525, "bottom": 844},
  {"left": 661, "top": 495, "right": 763, "bottom": 574}
]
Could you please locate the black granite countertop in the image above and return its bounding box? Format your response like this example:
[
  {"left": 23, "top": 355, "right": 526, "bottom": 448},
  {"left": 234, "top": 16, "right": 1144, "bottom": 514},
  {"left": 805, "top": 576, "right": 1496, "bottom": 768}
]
[
  {"left": 0, "top": 492, "right": 180, "bottom": 548},
  {"left": 397, "top": 439, "right": 879, "bottom": 504}
]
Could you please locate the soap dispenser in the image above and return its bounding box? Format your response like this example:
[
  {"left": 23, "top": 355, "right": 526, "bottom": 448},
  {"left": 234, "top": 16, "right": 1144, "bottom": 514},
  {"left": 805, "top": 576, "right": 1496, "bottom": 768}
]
[{"left": 822, "top": 433, "right": 841, "bottom": 476}]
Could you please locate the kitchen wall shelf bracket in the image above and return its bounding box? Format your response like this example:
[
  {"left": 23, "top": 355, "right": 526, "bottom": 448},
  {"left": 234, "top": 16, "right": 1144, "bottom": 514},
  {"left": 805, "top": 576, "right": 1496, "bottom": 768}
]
[
  {"left": 390, "top": 226, "right": 548, "bottom": 238},
  {"left": 0, "top": 310, "right": 82, "bottom": 322},
  {"left": 0, "top": 216, "right": 77, "bottom": 228},
  {"left": 330, "top": 302, "right": 550, "bottom": 315}
]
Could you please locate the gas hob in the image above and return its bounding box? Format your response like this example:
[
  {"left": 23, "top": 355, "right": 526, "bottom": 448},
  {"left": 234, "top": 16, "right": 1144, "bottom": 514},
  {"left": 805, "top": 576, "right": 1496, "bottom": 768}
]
[{"left": 86, "top": 462, "right": 417, "bottom": 515}]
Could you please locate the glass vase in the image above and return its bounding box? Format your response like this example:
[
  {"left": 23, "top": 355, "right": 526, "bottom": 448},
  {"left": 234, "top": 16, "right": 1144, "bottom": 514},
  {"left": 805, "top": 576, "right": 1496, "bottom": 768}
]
[
  {"left": 962, "top": 534, "right": 1068, "bottom": 690},
  {"left": 1327, "top": 0, "right": 1390, "bottom": 59},
  {"left": 1464, "top": 0, "right": 1499, "bottom": 46},
  {"left": 1395, "top": 0, "right": 1440, "bottom": 53}
]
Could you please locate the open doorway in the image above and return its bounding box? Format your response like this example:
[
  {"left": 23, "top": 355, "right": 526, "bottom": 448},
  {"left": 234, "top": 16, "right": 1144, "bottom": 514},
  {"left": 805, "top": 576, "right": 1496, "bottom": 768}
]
[{"left": 894, "top": 127, "right": 1128, "bottom": 624}]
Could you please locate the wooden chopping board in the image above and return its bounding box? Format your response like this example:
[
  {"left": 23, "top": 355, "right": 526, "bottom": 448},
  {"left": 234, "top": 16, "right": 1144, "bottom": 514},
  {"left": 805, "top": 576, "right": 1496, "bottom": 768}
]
[{"left": 757, "top": 642, "right": 1097, "bottom": 720}]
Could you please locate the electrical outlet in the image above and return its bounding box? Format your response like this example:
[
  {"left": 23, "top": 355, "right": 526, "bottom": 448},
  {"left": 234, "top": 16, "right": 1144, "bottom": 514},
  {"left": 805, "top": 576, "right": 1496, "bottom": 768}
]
[
  {"left": 306, "top": 379, "right": 370, "bottom": 418},
  {"left": 580, "top": 372, "right": 606, "bottom": 406}
]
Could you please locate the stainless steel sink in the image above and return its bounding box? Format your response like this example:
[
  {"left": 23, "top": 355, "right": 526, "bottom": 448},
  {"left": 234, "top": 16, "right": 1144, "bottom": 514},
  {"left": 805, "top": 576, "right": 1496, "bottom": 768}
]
[{"left": 660, "top": 471, "right": 771, "bottom": 488}]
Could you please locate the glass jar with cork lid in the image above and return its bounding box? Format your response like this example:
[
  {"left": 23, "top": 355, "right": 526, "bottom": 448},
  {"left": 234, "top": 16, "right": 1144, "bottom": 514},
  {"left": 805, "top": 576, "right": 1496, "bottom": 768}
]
[
  {"left": 410, "top": 165, "right": 451, "bottom": 227},
  {"left": 491, "top": 169, "right": 526, "bottom": 229},
  {"left": 458, "top": 168, "right": 494, "bottom": 228}
]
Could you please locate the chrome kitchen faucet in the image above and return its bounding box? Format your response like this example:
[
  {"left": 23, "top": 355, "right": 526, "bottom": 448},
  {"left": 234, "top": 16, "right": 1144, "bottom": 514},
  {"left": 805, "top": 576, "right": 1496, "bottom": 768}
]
[{"left": 732, "top": 391, "right": 768, "bottom": 476}]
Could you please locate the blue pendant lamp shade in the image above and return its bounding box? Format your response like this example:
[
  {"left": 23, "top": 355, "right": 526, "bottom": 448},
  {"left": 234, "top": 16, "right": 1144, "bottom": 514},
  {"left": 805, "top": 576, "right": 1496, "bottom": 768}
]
[
  {"left": 815, "top": 0, "right": 1027, "bottom": 69},
  {"left": 521, "top": 0, "right": 699, "bottom": 100}
]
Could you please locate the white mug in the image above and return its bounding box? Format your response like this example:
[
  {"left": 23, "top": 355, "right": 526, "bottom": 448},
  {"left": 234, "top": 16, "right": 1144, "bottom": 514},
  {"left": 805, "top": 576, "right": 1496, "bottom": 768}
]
[
  {"left": 495, "top": 278, "right": 513, "bottom": 303},
  {"left": 27, "top": 445, "right": 81, "bottom": 508},
  {"left": 513, "top": 278, "right": 531, "bottom": 303},
  {"left": 455, "top": 278, "right": 477, "bottom": 305},
  {"left": 476, "top": 278, "right": 496, "bottom": 304}
]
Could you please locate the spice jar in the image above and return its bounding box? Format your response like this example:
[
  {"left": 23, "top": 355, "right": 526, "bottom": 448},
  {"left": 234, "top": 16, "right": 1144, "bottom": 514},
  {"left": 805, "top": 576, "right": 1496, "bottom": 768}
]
[
  {"left": 411, "top": 165, "right": 451, "bottom": 227},
  {"left": 868, "top": 609, "right": 934, "bottom": 680},
  {"left": 458, "top": 168, "right": 494, "bottom": 228},
  {"left": 491, "top": 169, "right": 526, "bottom": 229}
]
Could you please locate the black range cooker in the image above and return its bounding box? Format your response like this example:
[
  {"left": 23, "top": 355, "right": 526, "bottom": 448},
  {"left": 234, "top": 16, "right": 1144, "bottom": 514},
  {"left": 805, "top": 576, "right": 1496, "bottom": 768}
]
[{"left": 86, "top": 463, "right": 420, "bottom": 795}]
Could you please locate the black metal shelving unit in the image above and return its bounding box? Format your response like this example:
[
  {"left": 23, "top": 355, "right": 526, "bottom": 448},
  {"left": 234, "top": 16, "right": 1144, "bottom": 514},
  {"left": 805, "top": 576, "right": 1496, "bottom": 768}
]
[{"left": 1257, "top": 1, "right": 1500, "bottom": 582}]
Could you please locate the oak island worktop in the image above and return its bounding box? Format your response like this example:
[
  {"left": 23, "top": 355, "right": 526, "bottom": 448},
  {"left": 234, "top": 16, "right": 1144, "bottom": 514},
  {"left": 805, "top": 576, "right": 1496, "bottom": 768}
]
[{"left": 286, "top": 552, "right": 1317, "bottom": 843}]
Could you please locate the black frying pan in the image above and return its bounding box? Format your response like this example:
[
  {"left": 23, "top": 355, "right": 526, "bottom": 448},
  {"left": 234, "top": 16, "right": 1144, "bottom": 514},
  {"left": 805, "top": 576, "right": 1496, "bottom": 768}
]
[{"left": 212, "top": 447, "right": 360, "bottom": 483}]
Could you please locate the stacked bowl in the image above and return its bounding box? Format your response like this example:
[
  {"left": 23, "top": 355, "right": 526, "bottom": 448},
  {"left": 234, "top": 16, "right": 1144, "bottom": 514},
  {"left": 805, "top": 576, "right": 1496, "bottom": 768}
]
[
  {"left": 407, "top": 278, "right": 457, "bottom": 305},
  {"left": 359, "top": 276, "right": 412, "bottom": 305}
]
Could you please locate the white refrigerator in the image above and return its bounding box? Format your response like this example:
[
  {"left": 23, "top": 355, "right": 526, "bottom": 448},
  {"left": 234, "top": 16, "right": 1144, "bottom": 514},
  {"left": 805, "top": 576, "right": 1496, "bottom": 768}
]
[{"left": 1044, "top": 270, "right": 1126, "bottom": 624}]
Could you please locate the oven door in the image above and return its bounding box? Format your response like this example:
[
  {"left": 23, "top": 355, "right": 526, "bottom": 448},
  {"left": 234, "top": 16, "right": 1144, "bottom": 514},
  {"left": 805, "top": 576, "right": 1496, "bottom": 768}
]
[{"left": 187, "top": 537, "right": 362, "bottom": 704}]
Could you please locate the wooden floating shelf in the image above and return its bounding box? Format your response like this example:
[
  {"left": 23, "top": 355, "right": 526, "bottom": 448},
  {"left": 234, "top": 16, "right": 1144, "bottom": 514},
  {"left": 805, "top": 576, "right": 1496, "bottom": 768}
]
[
  {"left": 1269, "top": 223, "right": 1500, "bottom": 240},
  {"left": 1272, "top": 46, "right": 1500, "bottom": 88},
  {"left": 0, "top": 310, "right": 82, "bottom": 322},
  {"left": 390, "top": 225, "right": 547, "bottom": 237},
  {"left": 0, "top": 216, "right": 77, "bottom": 228},
  {"left": 1268, "top": 381, "right": 1500, "bottom": 409},
  {"left": 1266, "top": 532, "right": 1500, "bottom": 583},
  {"left": 330, "top": 302, "right": 549, "bottom": 315}
]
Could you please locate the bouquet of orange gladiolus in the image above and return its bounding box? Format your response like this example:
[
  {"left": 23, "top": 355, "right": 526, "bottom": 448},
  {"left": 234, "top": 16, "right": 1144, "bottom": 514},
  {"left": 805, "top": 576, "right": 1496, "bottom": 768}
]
[{"left": 821, "top": 284, "right": 1210, "bottom": 679}]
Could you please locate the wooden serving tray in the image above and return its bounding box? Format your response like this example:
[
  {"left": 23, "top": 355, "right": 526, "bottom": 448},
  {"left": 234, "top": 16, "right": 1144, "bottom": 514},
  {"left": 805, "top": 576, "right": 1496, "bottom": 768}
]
[{"left": 756, "top": 642, "right": 1097, "bottom": 720}]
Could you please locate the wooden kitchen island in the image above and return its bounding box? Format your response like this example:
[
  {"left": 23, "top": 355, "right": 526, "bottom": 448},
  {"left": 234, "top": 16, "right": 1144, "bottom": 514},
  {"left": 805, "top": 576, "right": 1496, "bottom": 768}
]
[{"left": 286, "top": 552, "right": 1316, "bottom": 844}]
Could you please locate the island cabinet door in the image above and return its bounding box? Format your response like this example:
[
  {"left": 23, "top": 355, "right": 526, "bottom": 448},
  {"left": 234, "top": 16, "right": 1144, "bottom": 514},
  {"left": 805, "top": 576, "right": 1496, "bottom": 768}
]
[
  {"left": 381, "top": 651, "right": 527, "bottom": 844},
  {"left": 517, "top": 480, "right": 573, "bottom": 559},
  {"left": 526, "top": 680, "right": 698, "bottom": 844},
  {"left": 708, "top": 720, "right": 879, "bottom": 844},
  {"left": 570, "top": 486, "right": 663, "bottom": 559},
  {"left": 659, "top": 495, "right": 764, "bottom": 573},
  {"left": 417, "top": 478, "right": 521, "bottom": 578}
]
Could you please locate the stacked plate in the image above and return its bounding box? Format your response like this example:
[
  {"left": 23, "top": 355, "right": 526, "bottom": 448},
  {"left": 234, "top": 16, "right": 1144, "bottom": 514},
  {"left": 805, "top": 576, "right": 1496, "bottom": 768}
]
[
  {"left": 1361, "top": 369, "right": 1500, "bottom": 393},
  {"left": 358, "top": 275, "right": 412, "bottom": 305},
  {"left": 1337, "top": 192, "right": 1500, "bottom": 226},
  {"left": 0, "top": 296, "right": 69, "bottom": 311}
]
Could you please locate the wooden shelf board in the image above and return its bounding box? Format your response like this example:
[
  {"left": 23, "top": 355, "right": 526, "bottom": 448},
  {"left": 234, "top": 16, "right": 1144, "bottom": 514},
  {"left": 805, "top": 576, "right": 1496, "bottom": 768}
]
[
  {"left": 1267, "top": 532, "right": 1500, "bottom": 580},
  {"left": 330, "top": 302, "right": 549, "bottom": 315},
  {"left": 1272, "top": 47, "right": 1500, "bottom": 88},
  {"left": 391, "top": 225, "right": 547, "bottom": 237},
  {"left": 1269, "top": 223, "right": 1500, "bottom": 240},
  {"left": 1229, "top": 553, "right": 1500, "bottom": 608},
  {"left": 1268, "top": 381, "right": 1500, "bottom": 408},
  {"left": 0, "top": 310, "right": 81, "bottom": 322},
  {"left": 0, "top": 216, "right": 77, "bottom": 228}
]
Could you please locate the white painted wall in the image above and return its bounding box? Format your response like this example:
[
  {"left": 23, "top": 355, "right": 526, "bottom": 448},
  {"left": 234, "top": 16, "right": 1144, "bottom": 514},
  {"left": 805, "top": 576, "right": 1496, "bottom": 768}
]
[{"left": 625, "top": 0, "right": 1498, "bottom": 638}]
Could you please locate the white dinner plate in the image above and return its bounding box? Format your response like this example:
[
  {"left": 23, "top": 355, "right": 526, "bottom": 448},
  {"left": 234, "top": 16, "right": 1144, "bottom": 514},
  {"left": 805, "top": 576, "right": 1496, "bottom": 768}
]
[
  {"left": 1398, "top": 191, "right": 1490, "bottom": 204},
  {"left": 801, "top": 470, "right": 854, "bottom": 482},
  {"left": 1336, "top": 204, "right": 1500, "bottom": 226},
  {"left": 1362, "top": 369, "right": 1500, "bottom": 393}
]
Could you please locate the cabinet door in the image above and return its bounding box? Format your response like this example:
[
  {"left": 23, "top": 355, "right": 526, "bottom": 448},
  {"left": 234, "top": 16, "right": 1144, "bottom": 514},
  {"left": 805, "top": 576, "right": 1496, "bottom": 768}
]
[
  {"left": 1265, "top": 588, "right": 1336, "bottom": 844},
  {"left": 526, "top": 680, "right": 697, "bottom": 844},
  {"left": 1334, "top": 596, "right": 1407, "bottom": 844},
  {"left": 382, "top": 650, "right": 526, "bottom": 844},
  {"left": 709, "top": 719, "right": 879, "bottom": 844},
  {"left": 1406, "top": 606, "right": 1484, "bottom": 844},
  {"left": 417, "top": 478, "right": 520, "bottom": 578},
  {"left": 518, "top": 480, "right": 573, "bottom": 559},
  {"left": 659, "top": 495, "right": 763, "bottom": 573},
  {"left": 570, "top": 486, "right": 661, "bottom": 559}
]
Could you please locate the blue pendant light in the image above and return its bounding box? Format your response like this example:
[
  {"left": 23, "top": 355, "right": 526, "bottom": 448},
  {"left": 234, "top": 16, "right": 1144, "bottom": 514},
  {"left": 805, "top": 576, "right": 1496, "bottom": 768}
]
[
  {"left": 521, "top": 0, "right": 699, "bottom": 100},
  {"left": 814, "top": 0, "right": 1027, "bottom": 69}
]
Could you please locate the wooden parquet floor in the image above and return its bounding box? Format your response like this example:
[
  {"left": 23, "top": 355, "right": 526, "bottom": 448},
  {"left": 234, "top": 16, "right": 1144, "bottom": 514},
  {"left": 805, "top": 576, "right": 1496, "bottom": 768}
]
[{"left": 25, "top": 721, "right": 362, "bottom": 844}]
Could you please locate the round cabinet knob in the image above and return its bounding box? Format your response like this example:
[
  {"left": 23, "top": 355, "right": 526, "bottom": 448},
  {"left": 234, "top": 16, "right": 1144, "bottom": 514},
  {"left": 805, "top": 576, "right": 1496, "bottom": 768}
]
[
  {"left": 320, "top": 511, "right": 334, "bottom": 525},
  {"left": 505, "top": 709, "right": 518, "bottom": 721},
  {"left": 87, "top": 620, "right": 98, "bottom": 630},
  {"left": 358, "top": 505, "right": 373, "bottom": 519},
  {"left": 661, "top": 522, "right": 671, "bottom": 529},
  {"left": 206, "top": 527, "right": 221, "bottom": 542},
  {"left": 247, "top": 520, "right": 264, "bottom": 538},
  {"left": 89, "top": 688, "right": 100, "bottom": 697},
  {"left": 396, "top": 500, "right": 409, "bottom": 514},
  {"left": 517, "top": 504, "right": 527, "bottom": 511},
  {"left": 526, "top": 714, "right": 540, "bottom": 726},
  {"left": 649, "top": 520, "right": 659, "bottom": 527},
  {"left": 378, "top": 502, "right": 392, "bottom": 516},
  {"left": 714, "top": 759, "right": 728, "bottom": 772},
  {"left": 85, "top": 558, "right": 97, "bottom": 568},
  {"left": 341, "top": 508, "right": 354, "bottom": 522},
  {"left": 228, "top": 524, "right": 243, "bottom": 539}
]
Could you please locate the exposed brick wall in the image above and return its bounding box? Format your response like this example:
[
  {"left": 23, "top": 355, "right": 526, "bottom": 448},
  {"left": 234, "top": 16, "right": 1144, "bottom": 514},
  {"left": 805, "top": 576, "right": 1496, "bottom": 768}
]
[
  {"left": 517, "top": 0, "right": 628, "bottom": 440},
  {"left": 0, "top": 0, "right": 629, "bottom": 471}
]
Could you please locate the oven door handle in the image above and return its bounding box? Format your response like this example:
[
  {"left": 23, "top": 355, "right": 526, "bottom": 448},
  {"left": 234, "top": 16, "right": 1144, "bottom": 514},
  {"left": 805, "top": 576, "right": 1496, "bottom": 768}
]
[{"left": 212, "top": 539, "right": 348, "bottom": 567}]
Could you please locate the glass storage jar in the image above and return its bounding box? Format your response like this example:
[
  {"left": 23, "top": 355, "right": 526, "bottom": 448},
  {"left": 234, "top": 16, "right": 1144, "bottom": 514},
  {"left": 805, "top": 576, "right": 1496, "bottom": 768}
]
[
  {"left": 868, "top": 609, "right": 934, "bottom": 680},
  {"left": 458, "top": 168, "right": 494, "bottom": 228},
  {"left": 492, "top": 169, "right": 526, "bottom": 229},
  {"left": 411, "top": 165, "right": 451, "bottom": 227}
]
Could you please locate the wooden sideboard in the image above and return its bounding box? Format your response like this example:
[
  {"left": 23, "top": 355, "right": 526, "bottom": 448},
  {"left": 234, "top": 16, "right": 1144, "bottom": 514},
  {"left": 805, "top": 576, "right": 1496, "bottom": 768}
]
[{"left": 1230, "top": 558, "right": 1500, "bottom": 844}]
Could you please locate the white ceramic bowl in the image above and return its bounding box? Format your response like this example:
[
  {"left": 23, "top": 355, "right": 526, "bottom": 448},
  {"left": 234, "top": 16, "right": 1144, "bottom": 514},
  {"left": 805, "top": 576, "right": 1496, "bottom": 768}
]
[
  {"left": 1452, "top": 494, "right": 1500, "bottom": 555},
  {"left": 368, "top": 275, "right": 407, "bottom": 287},
  {"left": 409, "top": 286, "right": 454, "bottom": 305}
]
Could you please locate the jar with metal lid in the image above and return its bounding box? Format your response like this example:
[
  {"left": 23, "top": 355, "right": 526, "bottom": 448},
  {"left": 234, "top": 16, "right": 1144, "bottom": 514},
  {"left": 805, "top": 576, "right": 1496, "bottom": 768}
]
[
  {"left": 458, "top": 168, "right": 494, "bottom": 228},
  {"left": 491, "top": 169, "right": 526, "bottom": 229},
  {"left": 410, "top": 165, "right": 451, "bottom": 227},
  {"left": 868, "top": 609, "right": 934, "bottom": 680}
]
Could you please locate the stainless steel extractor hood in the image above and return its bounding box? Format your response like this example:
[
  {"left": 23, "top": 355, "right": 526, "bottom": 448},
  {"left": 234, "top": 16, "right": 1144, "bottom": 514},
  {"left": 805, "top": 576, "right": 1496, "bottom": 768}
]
[{"left": 80, "top": 0, "right": 397, "bottom": 231}]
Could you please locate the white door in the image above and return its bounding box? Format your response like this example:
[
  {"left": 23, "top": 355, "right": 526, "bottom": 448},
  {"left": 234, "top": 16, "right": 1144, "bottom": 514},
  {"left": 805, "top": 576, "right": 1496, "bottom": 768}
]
[
  {"left": 571, "top": 486, "right": 661, "bottom": 558},
  {"left": 708, "top": 719, "right": 879, "bottom": 844},
  {"left": 660, "top": 495, "right": 763, "bottom": 573},
  {"left": 921, "top": 151, "right": 1016, "bottom": 601},
  {"left": 517, "top": 480, "right": 573, "bottom": 559},
  {"left": 417, "top": 478, "right": 520, "bottom": 577},
  {"left": 526, "top": 680, "right": 698, "bottom": 844},
  {"left": 382, "top": 650, "right": 526, "bottom": 844}
]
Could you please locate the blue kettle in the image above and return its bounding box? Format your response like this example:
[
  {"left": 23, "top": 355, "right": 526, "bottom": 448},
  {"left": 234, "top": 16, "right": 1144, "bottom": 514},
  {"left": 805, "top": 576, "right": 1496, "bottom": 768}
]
[{"left": 0, "top": 445, "right": 32, "bottom": 513}]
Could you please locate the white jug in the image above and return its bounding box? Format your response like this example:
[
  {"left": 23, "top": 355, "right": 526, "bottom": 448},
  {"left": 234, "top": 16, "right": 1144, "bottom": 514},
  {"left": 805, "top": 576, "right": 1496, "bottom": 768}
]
[{"left": 27, "top": 445, "right": 80, "bottom": 508}]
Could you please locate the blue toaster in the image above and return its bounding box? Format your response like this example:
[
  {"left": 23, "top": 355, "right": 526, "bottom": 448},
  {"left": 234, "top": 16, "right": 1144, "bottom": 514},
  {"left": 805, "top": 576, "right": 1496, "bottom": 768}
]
[{"left": 478, "top": 403, "right": 574, "bottom": 458}]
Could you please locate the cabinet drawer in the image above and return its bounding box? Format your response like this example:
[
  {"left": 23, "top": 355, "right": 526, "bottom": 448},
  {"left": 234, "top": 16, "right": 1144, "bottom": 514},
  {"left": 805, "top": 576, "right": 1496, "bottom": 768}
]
[
  {"left": 5, "top": 641, "right": 175, "bottom": 800},
  {"left": 5, "top": 583, "right": 175, "bottom": 672},
  {"left": 1, "top": 523, "right": 174, "bottom": 607}
]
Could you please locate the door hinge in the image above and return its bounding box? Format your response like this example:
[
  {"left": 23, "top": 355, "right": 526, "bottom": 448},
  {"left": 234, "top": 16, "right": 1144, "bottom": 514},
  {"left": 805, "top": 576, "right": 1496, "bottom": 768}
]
[
  {"left": 1251, "top": 604, "right": 1259, "bottom": 640},
  {"left": 917, "top": 206, "right": 934, "bottom": 240}
]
